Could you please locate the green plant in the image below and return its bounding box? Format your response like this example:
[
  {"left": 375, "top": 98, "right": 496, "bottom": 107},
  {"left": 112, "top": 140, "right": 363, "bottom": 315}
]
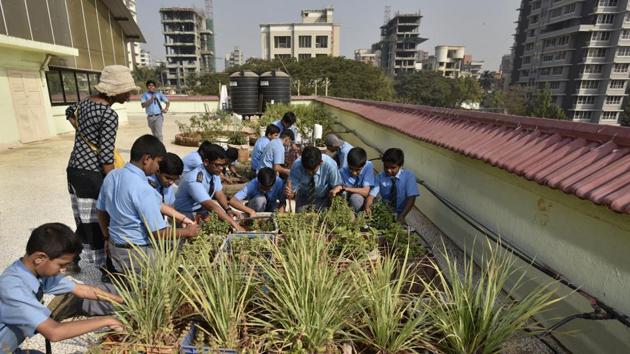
[
  {"left": 199, "top": 213, "right": 232, "bottom": 236},
  {"left": 176, "top": 112, "right": 224, "bottom": 141},
  {"left": 251, "top": 221, "right": 359, "bottom": 352},
  {"left": 367, "top": 201, "right": 397, "bottom": 231},
  {"left": 227, "top": 131, "right": 247, "bottom": 145},
  {"left": 381, "top": 222, "right": 426, "bottom": 260},
  {"left": 324, "top": 196, "right": 355, "bottom": 231},
  {"left": 277, "top": 212, "right": 320, "bottom": 235},
  {"left": 420, "top": 241, "right": 564, "bottom": 354},
  {"left": 179, "top": 252, "right": 254, "bottom": 349},
  {"left": 109, "top": 230, "right": 185, "bottom": 346},
  {"left": 349, "top": 254, "right": 434, "bottom": 353},
  {"left": 228, "top": 236, "right": 274, "bottom": 262},
  {"left": 260, "top": 103, "right": 335, "bottom": 141},
  {"left": 180, "top": 234, "right": 223, "bottom": 270}
]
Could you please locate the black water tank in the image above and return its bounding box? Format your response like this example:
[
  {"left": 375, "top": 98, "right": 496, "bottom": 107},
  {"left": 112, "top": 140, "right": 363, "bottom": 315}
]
[
  {"left": 229, "top": 71, "right": 260, "bottom": 115},
  {"left": 260, "top": 70, "right": 291, "bottom": 111}
]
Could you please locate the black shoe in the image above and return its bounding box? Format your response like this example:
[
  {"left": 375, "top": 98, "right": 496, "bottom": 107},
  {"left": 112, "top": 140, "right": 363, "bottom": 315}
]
[{"left": 64, "top": 262, "right": 81, "bottom": 274}]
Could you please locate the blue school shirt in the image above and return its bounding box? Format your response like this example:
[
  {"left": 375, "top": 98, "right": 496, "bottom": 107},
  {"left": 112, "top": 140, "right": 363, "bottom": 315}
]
[
  {"left": 148, "top": 174, "right": 175, "bottom": 205},
  {"left": 140, "top": 91, "right": 169, "bottom": 116},
  {"left": 97, "top": 163, "right": 167, "bottom": 245},
  {"left": 337, "top": 142, "right": 354, "bottom": 169},
  {"left": 251, "top": 136, "right": 271, "bottom": 172},
  {"left": 340, "top": 161, "right": 375, "bottom": 188},
  {"left": 289, "top": 154, "right": 342, "bottom": 205},
  {"left": 182, "top": 151, "right": 203, "bottom": 174},
  {"left": 0, "top": 260, "right": 76, "bottom": 353},
  {"left": 234, "top": 176, "right": 285, "bottom": 211},
  {"left": 272, "top": 119, "right": 298, "bottom": 137},
  {"left": 174, "top": 165, "right": 223, "bottom": 214},
  {"left": 259, "top": 138, "right": 285, "bottom": 171},
  {"left": 369, "top": 169, "right": 420, "bottom": 214}
]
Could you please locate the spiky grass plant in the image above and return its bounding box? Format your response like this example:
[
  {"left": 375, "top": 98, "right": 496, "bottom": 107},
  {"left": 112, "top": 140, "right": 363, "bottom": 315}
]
[
  {"left": 109, "top": 229, "right": 186, "bottom": 346},
  {"left": 251, "top": 219, "right": 359, "bottom": 352},
  {"left": 349, "top": 253, "right": 435, "bottom": 353},
  {"left": 179, "top": 253, "right": 254, "bottom": 349},
  {"left": 420, "top": 241, "right": 563, "bottom": 354}
]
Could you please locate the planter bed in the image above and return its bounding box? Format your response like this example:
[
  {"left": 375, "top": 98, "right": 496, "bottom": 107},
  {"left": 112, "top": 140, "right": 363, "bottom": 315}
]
[{"left": 179, "top": 325, "right": 237, "bottom": 354}]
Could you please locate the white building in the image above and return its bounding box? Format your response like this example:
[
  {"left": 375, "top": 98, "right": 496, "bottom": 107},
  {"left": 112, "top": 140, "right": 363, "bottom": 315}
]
[
  {"left": 260, "top": 8, "right": 341, "bottom": 61},
  {"left": 124, "top": 0, "right": 142, "bottom": 68},
  {"left": 354, "top": 49, "right": 377, "bottom": 66},
  {"left": 225, "top": 47, "right": 244, "bottom": 70},
  {"left": 138, "top": 50, "right": 152, "bottom": 67},
  {"left": 424, "top": 45, "right": 466, "bottom": 78}
]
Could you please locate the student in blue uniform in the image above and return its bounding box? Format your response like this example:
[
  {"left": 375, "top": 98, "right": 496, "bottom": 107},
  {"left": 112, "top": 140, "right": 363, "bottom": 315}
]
[
  {"left": 222, "top": 147, "right": 243, "bottom": 183},
  {"left": 339, "top": 147, "right": 375, "bottom": 212},
  {"left": 286, "top": 146, "right": 342, "bottom": 211},
  {"left": 259, "top": 130, "right": 294, "bottom": 177},
  {"left": 140, "top": 80, "right": 169, "bottom": 142},
  {"left": 325, "top": 133, "right": 353, "bottom": 169},
  {"left": 251, "top": 124, "right": 281, "bottom": 173},
  {"left": 182, "top": 141, "right": 224, "bottom": 174},
  {"left": 366, "top": 148, "right": 419, "bottom": 223},
  {"left": 174, "top": 147, "right": 245, "bottom": 231},
  {"left": 0, "top": 223, "right": 123, "bottom": 353},
  {"left": 229, "top": 167, "right": 286, "bottom": 216},
  {"left": 97, "top": 135, "right": 199, "bottom": 273},
  {"left": 272, "top": 111, "right": 297, "bottom": 137},
  {"left": 147, "top": 152, "right": 195, "bottom": 226}
]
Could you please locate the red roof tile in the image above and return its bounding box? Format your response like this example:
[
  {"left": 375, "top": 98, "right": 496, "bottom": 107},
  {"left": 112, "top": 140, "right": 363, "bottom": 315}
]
[{"left": 317, "top": 97, "right": 630, "bottom": 215}]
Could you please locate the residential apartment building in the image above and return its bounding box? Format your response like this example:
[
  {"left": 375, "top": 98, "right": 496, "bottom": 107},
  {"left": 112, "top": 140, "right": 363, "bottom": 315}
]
[
  {"left": 462, "top": 55, "right": 485, "bottom": 79},
  {"left": 124, "top": 0, "right": 141, "bottom": 67},
  {"left": 423, "top": 45, "right": 466, "bottom": 78},
  {"left": 354, "top": 49, "right": 378, "bottom": 66},
  {"left": 371, "top": 11, "right": 427, "bottom": 76},
  {"left": 225, "top": 46, "right": 244, "bottom": 70},
  {"left": 511, "top": 0, "right": 630, "bottom": 125},
  {"left": 160, "top": 7, "right": 214, "bottom": 89},
  {"left": 260, "top": 8, "right": 341, "bottom": 61},
  {"left": 138, "top": 49, "right": 153, "bottom": 67},
  {"left": 0, "top": 0, "right": 143, "bottom": 146}
]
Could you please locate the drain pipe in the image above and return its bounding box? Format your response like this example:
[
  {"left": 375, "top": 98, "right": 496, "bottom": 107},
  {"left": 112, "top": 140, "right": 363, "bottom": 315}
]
[{"left": 335, "top": 123, "right": 630, "bottom": 333}]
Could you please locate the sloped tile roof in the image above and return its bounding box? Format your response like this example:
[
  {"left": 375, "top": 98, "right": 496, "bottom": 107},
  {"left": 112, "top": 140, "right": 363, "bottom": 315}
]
[{"left": 317, "top": 97, "right": 630, "bottom": 214}]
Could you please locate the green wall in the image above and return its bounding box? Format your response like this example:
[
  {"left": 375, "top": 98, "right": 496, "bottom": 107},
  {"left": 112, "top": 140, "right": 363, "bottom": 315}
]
[{"left": 327, "top": 105, "right": 630, "bottom": 354}]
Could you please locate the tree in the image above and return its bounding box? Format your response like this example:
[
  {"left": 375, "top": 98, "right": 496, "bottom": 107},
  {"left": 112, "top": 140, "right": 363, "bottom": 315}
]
[
  {"left": 131, "top": 65, "right": 164, "bottom": 89},
  {"left": 394, "top": 71, "right": 454, "bottom": 107},
  {"left": 187, "top": 72, "right": 230, "bottom": 96},
  {"left": 503, "top": 85, "right": 529, "bottom": 116},
  {"left": 619, "top": 98, "right": 630, "bottom": 127},
  {"left": 451, "top": 76, "right": 482, "bottom": 107},
  {"left": 527, "top": 87, "right": 566, "bottom": 120},
  {"left": 481, "top": 90, "right": 505, "bottom": 112}
]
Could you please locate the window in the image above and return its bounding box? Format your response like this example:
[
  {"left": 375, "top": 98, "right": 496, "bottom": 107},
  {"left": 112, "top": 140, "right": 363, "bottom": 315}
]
[
  {"left": 587, "top": 48, "right": 607, "bottom": 57},
  {"left": 549, "top": 81, "right": 561, "bottom": 89},
  {"left": 274, "top": 54, "right": 291, "bottom": 60},
  {"left": 298, "top": 53, "right": 312, "bottom": 60},
  {"left": 610, "top": 80, "right": 626, "bottom": 88},
  {"left": 597, "top": 14, "right": 615, "bottom": 24},
  {"left": 576, "top": 96, "right": 596, "bottom": 105},
  {"left": 618, "top": 47, "right": 630, "bottom": 56},
  {"left": 591, "top": 31, "right": 611, "bottom": 41},
  {"left": 298, "top": 36, "right": 311, "bottom": 48},
  {"left": 574, "top": 111, "right": 592, "bottom": 119},
  {"left": 540, "top": 68, "right": 551, "bottom": 75},
  {"left": 555, "top": 51, "right": 567, "bottom": 60},
  {"left": 626, "top": 12, "right": 630, "bottom": 22},
  {"left": 526, "top": 43, "right": 534, "bottom": 51},
  {"left": 602, "top": 111, "right": 618, "bottom": 120},
  {"left": 529, "top": 29, "right": 536, "bottom": 37},
  {"left": 606, "top": 96, "right": 623, "bottom": 104},
  {"left": 580, "top": 80, "right": 600, "bottom": 89},
  {"left": 552, "top": 66, "right": 564, "bottom": 74},
  {"left": 521, "top": 69, "right": 530, "bottom": 77},
  {"left": 550, "top": 8, "right": 562, "bottom": 18},
  {"left": 543, "top": 54, "right": 554, "bottom": 62},
  {"left": 598, "top": 0, "right": 618, "bottom": 6},
  {"left": 45, "top": 68, "right": 100, "bottom": 105},
  {"left": 316, "top": 54, "right": 328, "bottom": 57},
  {"left": 623, "top": 30, "right": 630, "bottom": 39},
  {"left": 532, "top": 1, "right": 541, "bottom": 10},
  {"left": 274, "top": 36, "right": 291, "bottom": 48},
  {"left": 613, "top": 63, "right": 629, "bottom": 72},
  {"left": 558, "top": 36, "right": 570, "bottom": 45},
  {"left": 531, "top": 15, "right": 539, "bottom": 23},
  {"left": 582, "top": 64, "right": 604, "bottom": 73},
  {"left": 524, "top": 56, "right": 531, "bottom": 64},
  {"left": 315, "top": 36, "right": 328, "bottom": 48},
  {"left": 564, "top": 3, "right": 576, "bottom": 13}
]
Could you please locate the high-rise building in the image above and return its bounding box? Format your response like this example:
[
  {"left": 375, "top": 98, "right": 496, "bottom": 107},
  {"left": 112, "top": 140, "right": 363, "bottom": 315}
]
[
  {"left": 138, "top": 50, "right": 153, "bottom": 67},
  {"left": 511, "top": 0, "right": 630, "bottom": 125},
  {"left": 354, "top": 49, "right": 377, "bottom": 66},
  {"left": 124, "top": 0, "right": 142, "bottom": 68},
  {"left": 260, "top": 7, "right": 341, "bottom": 61},
  {"left": 500, "top": 54, "right": 513, "bottom": 89},
  {"left": 371, "top": 11, "right": 427, "bottom": 76},
  {"left": 225, "top": 47, "right": 244, "bottom": 70},
  {"left": 423, "top": 45, "right": 466, "bottom": 78},
  {"left": 160, "top": 8, "right": 214, "bottom": 89}
]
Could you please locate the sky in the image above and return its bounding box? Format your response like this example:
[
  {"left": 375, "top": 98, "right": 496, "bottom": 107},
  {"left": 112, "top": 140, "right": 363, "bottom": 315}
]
[{"left": 136, "top": 0, "right": 521, "bottom": 72}]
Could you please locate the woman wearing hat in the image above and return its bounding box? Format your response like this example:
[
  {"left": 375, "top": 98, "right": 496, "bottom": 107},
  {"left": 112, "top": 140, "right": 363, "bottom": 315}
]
[{"left": 64, "top": 65, "right": 139, "bottom": 277}]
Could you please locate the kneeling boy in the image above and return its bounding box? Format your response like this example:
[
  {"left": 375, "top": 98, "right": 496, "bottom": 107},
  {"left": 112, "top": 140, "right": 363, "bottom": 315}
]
[
  {"left": 0, "top": 223, "right": 122, "bottom": 353},
  {"left": 339, "top": 147, "right": 375, "bottom": 212},
  {"left": 286, "top": 147, "right": 342, "bottom": 212},
  {"left": 148, "top": 152, "right": 194, "bottom": 225},
  {"left": 229, "top": 167, "right": 285, "bottom": 217}
]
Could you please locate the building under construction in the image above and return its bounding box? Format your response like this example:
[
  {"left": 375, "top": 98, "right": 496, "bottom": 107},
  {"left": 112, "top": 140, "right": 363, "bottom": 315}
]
[{"left": 372, "top": 11, "right": 427, "bottom": 76}]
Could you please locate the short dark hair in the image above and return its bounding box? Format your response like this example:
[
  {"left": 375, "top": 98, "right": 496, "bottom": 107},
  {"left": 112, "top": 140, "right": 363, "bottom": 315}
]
[
  {"left": 257, "top": 167, "right": 276, "bottom": 188},
  {"left": 280, "top": 129, "right": 294, "bottom": 141},
  {"left": 347, "top": 147, "right": 367, "bottom": 168},
  {"left": 146, "top": 80, "right": 157, "bottom": 87},
  {"left": 26, "top": 223, "right": 83, "bottom": 259},
  {"left": 130, "top": 135, "right": 166, "bottom": 162},
  {"left": 226, "top": 147, "right": 238, "bottom": 162},
  {"left": 382, "top": 148, "right": 404, "bottom": 166},
  {"left": 198, "top": 141, "right": 226, "bottom": 162},
  {"left": 282, "top": 111, "right": 296, "bottom": 125},
  {"left": 301, "top": 146, "right": 322, "bottom": 170},
  {"left": 159, "top": 152, "right": 183, "bottom": 175},
  {"left": 265, "top": 124, "right": 281, "bottom": 137}
]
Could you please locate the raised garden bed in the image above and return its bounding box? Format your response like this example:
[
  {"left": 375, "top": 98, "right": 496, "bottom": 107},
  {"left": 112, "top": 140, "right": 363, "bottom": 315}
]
[{"left": 180, "top": 325, "right": 237, "bottom": 354}]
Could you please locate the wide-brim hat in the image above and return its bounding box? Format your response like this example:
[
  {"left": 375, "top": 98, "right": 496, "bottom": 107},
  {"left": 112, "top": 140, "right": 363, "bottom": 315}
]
[{"left": 94, "top": 65, "right": 140, "bottom": 96}]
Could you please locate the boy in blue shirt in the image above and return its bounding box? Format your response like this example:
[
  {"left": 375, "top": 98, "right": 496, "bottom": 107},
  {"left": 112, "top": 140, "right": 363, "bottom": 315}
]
[
  {"left": 251, "top": 124, "right": 280, "bottom": 173},
  {"left": 366, "top": 148, "right": 419, "bottom": 223},
  {"left": 148, "top": 152, "right": 195, "bottom": 226},
  {"left": 272, "top": 111, "right": 297, "bottom": 137},
  {"left": 229, "top": 167, "right": 286, "bottom": 216},
  {"left": 325, "top": 133, "right": 354, "bottom": 169},
  {"left": 174, "top": 146, "right": 245, "bottom": 231},
  {"left": 97, "top": 135, "right": 199, "bottom": 273},
  {"left": 339, "top": 147, "right": 375, "bottom": 212},
  {"left": 0, "top": 223, "right": 122, "bottom": 353},
  {"left": 286, "top": 147, "right": 343, "bottom": 212},
  {"left": 182, "top": 141, "right": 222, "bottom": 174},
  {"left": 140, "top": 80, "right": 169, "bottom": 142},
  {"left": 259, "top": 130, "right": 294, "bottom": 177}
]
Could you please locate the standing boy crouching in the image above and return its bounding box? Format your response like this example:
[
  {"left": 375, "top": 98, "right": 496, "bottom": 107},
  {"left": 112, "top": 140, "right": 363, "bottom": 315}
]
[
  {"left": 339, "top": 147, "right": 375, "bottom": 212},
  {"left": 229, "top": 167, "right": 286, "bottom": 217},
  {"left": 0, "top": 223, "right": 122, "bottom": 353},
  {"left": 366, "top": 148, "right": 419, "bottom": 223}
]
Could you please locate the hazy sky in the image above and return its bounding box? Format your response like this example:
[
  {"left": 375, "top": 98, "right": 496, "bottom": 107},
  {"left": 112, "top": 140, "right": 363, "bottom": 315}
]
[{"left": 136, "top": 0, "right": 521, "bottom": 71}]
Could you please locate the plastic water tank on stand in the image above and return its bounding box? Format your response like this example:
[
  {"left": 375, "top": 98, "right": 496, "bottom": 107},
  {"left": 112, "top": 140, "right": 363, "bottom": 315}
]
[
  {"left": 260, "top": 70, "right": 291, "bottom": 111},
  {"left": 229, "top": 71, "right": 260, "bottom": 115}
]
